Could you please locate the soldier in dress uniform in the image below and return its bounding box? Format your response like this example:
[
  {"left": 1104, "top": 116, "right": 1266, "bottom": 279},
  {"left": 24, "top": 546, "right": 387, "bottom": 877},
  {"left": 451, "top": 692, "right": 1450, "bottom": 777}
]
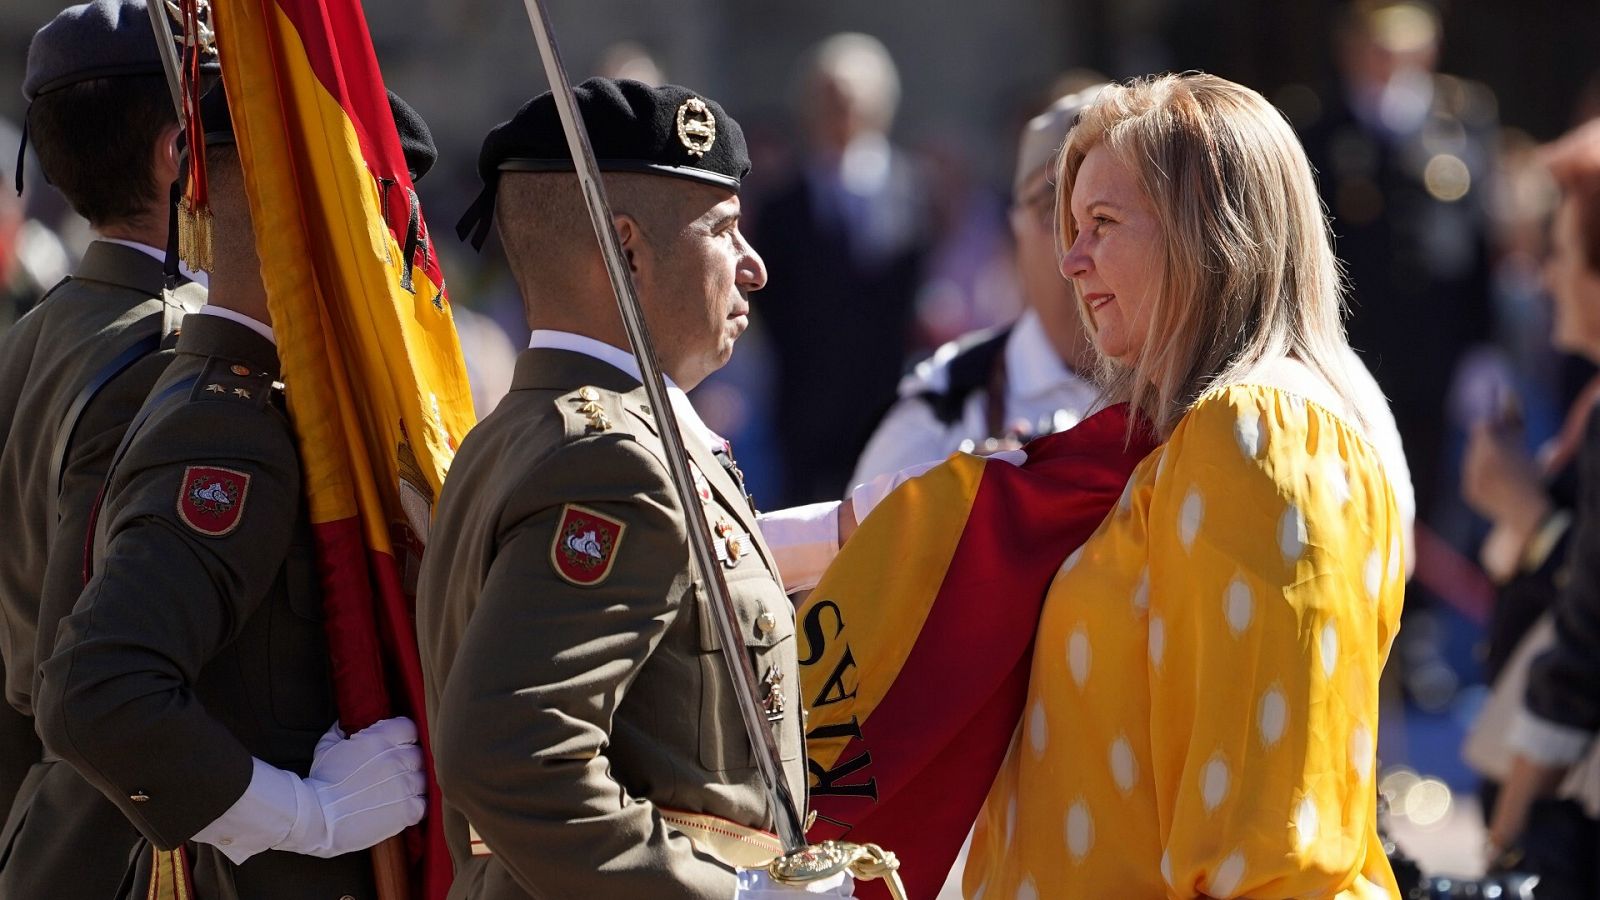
[
  {"left": 0, "top": 2, "right": 206, "bottom": 894},
  {"left": 33, "top": 83, "right": 432, "bottom": 898},
  {"left": 421, "top": 78, "right": 854, "bottom": 899}
]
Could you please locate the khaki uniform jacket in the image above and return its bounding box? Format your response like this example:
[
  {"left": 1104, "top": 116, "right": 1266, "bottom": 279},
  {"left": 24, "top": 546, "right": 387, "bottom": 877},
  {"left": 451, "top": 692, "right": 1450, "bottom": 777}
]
[
  {"left": 419, "top": 348, "right": 806, "bottom": 900},
  {"left": 35, "top": 313, "right": 374, "bottom": 899},
  {"left": 0, "top": 242, "right": 200, "bottom": 898}
]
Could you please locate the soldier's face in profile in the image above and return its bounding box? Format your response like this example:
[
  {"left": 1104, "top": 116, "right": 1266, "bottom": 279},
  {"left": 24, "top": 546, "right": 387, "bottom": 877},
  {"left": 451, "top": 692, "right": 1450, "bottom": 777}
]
[{"left": 640, "top": 186, "right": 767, "bottom": 390}]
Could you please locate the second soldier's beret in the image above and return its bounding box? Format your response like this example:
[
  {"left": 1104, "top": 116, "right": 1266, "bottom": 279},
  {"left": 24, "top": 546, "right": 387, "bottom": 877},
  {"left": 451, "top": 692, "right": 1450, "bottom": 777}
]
[
  {"left": 457, "top": 77, "right": 749, "bottom": 249},
  {"left": 198, "top": 86, "right": 438, "bottom": 183},
  {"left": 23, "top": 0, "right": 168, "bottom": 101}
]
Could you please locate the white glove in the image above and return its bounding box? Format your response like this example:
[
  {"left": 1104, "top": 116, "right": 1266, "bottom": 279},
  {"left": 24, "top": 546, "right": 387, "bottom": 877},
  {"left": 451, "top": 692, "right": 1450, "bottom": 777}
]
[
  {"left": 848, "top": 459, "right": 940, "bottom": 523},
  {"left": 734, "top": 868, "right": 855, "bottom": 898},
  {"left": 275, "top": 717, "right": 427, "bottom": 858}
]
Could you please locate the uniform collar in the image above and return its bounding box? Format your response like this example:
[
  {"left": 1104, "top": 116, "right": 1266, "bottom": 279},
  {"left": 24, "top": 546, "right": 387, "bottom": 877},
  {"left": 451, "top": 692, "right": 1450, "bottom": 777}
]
[
  {"left": 176, "top": 312, "right": 281, "bottom": 382},
  {"left": 196, "top": 305, "right": 275, "bottom": 345},
  {"left": 525, "top": 329, "right": 724, "bottom": 454},
  {"left": 1007, "top": 309, "right": 1092, "bottom": 402},
  {"left": 71, "top": 240, "right": 175, "bottom": 298},
  {"left": 97, "top": 238, "right": 210, "bottom": 289}
]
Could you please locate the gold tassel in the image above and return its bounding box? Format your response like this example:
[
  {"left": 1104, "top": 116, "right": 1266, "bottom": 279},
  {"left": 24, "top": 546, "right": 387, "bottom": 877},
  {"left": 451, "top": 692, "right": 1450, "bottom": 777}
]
[{"left": 178, "top": 196, "right": 214, "bottom": 274}]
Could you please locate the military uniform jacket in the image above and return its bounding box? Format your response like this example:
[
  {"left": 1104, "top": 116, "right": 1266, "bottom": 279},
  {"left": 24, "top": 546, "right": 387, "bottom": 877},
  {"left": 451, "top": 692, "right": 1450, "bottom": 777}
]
[
  {"left": 0, "top": 241, "right": 200, "bottom": 899},
  {"left": 34, "top": 313, "right": 374, "bottom": 899},
  {"left": 418, "top": 348, "right": 806, "bottom": 900}
]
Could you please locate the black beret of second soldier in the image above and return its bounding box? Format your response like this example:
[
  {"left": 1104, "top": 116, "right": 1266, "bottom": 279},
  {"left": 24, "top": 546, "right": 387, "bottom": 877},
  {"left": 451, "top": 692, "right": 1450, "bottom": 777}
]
[
  {"left": 22, "top": 0, "right": 165, "bottom": 101},
  {"left": 457, "top": 77, "right": 749, "bottom": 248},
  {"left": 197, "top": 85, "right": 438, "bottom": 182}
]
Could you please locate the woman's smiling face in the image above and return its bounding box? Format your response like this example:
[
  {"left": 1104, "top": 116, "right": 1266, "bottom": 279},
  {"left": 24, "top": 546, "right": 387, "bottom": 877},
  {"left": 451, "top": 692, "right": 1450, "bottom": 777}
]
[{"left": 1059, "top": 143, "right": 1165, "bottom": 363}]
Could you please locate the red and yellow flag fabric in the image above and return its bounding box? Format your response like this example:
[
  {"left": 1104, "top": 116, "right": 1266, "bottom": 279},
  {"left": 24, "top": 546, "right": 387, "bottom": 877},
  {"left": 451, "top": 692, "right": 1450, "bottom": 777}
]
[
  {"left": 799, "top": 404, "right": 1157, "bottom": 899},
  {"left": 212, "top": 2, "right": 475, "bottom": 897}
]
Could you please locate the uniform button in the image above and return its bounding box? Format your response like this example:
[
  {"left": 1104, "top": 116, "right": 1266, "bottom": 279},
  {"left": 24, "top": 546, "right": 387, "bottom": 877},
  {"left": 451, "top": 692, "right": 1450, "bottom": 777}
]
[
  {"left": 340, "top": 895, "right": 356, "bottom": 900},
  {"left": 129, "top": 791, "right": 150, "bottom": 803},
  {"left": 219, "top": 838, "right": 232, "bottom": 846},
  {"left": 756, "top": 612, "right": 776, "bottom": 636}
]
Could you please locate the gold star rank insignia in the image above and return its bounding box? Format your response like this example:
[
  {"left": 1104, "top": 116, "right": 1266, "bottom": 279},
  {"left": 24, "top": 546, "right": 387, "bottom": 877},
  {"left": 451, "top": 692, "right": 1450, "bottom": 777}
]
[
  {"left": 232, "top": 387, "right": 252, "bottom": 399},
  {"left": 205, "top": 383, "right": 225, "bottom": 393}
]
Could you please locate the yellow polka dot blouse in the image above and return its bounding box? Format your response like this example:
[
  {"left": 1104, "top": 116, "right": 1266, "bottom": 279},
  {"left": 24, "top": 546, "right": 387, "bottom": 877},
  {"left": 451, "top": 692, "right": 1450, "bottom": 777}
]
[{"left": 965, "top": 385, "right": 1403, "bottom": 899}]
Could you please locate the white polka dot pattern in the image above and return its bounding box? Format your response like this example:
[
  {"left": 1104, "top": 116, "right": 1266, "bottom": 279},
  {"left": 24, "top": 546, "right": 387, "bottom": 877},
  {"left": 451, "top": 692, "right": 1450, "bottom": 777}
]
[
  {"left": 1028, "top": 700, "right": 1048, "bottom": 757},
  {"left": 1225, "top": 577, "right": 1253, "bottom": 636},
  {"left": 1202, "top": 754, "right": 1230, "bottom": 812},
  {"left": 1210, "top": 851, "right": 1246, "bottom": 896},
  {"left": 1180, "top": 489, "right": 1205, "bottom": 552},
  {"left": 1235, "top": 410, "right": 1264, "bottom": 458},
  {"left": 1320, "top": 621, "right": 1339, "bottom": 678},
  {"left": 1258, "top": 687, "right": 1286, "bottom": 747},
  {"left": 1065, "top": 801, "right": 1094, "bottom": 860},
  {"left": 1295, "top": 795, "right": 1319, "bottom": 851},
  {"left": 1149, "top": 617, "right": 1166, "bottom": 669},
  {"left": 1278, "top": 504, "right": 1306, "bottom": 563},
  {"left": 1109, "top": 736, "right": 1138, "bottom": 794},
  {"left": 1351, "top": 724, "right": 1374, "bottom": 782},
  {"left": 1068, "top": 627, "right": 1091, "bottom": 688}
]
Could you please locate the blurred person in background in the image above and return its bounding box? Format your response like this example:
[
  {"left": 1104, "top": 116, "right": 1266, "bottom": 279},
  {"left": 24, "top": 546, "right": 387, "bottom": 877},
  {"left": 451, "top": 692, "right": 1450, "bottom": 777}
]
[
  {"left": 1482, "top": 125, "right": 1600, "bottom": 896},
  {"left": 0, "top": 119, "right": 70, "bottom": 333},
  {"left": 1299, "top": 0, "right": 1497, "bottom": 542},
  {"left": 751, "top": 32, "right": 932, "bottom": 506},
  {"left": 850, "top": 84, "right": 1105, "bottom": 487}
]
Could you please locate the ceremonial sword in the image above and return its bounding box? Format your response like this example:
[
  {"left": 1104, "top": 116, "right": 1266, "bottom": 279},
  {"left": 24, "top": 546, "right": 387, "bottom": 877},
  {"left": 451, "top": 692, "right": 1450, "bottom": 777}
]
[{"left": 517, "top": 3, "right": 906, "bottom": 895}]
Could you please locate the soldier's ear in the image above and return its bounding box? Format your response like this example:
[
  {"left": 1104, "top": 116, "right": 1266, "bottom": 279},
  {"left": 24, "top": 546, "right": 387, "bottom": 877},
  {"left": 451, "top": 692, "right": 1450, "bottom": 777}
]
[
  {"left": 154, "top": 123, "right": 184, "bottom": 193},
  {"left": 613, "top": 213, "right": 649, "bottom": 276}
]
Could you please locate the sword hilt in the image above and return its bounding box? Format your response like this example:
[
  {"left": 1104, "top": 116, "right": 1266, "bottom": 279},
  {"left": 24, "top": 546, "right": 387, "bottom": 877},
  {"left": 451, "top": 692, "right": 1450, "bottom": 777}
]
[{"left": 768, "top": 841, "right": 909, "bottom": 900}]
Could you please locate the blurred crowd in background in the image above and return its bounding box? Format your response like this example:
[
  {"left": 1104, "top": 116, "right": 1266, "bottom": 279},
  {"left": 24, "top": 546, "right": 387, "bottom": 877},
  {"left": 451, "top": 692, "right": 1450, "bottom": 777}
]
[{"left": 7, "top": 0, "right": 1600, "bottom": 889}]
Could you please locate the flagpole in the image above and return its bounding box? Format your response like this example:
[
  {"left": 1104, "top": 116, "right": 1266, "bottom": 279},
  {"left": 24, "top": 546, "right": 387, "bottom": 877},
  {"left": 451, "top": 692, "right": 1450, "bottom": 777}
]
[{"left": 515, "top": 2, "right": 905, "bottom": 895}]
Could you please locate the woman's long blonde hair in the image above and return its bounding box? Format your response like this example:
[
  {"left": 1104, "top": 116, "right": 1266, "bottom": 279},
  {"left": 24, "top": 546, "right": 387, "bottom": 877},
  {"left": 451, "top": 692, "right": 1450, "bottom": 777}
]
[{"left": 1058, "top": 72, "right": 1359, "bottom": 437}]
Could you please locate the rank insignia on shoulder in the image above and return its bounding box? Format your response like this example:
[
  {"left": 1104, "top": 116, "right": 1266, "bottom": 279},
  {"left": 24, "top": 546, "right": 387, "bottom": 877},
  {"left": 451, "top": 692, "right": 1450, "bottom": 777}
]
[
  {"left": 551, "top": 504, "right": 626, "bottom": 587},
  {"left": 176, "top": 465, "right": 251, "bottom": 537}
]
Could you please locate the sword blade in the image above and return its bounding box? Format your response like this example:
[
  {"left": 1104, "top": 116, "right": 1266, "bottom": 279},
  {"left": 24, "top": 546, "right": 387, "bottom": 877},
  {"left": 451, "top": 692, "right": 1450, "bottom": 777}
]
[
  {"left": 517, "top": 0, "right": 808, "bottom": 853},
  {"left": 144, "top": 1, "right": 187, "bottom": 127}
]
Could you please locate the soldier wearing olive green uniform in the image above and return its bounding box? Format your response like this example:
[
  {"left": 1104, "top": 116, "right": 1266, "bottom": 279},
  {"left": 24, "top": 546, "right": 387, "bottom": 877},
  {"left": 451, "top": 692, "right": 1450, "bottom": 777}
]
[
  {"left": 0, "top": 3, "right": 207, "bottom": 895},
  {"left": 421, "top": 79, "right": 816, "bottom": 899},
  {"left": 33, "top": 83, "right": 437, "bottom": 898}
]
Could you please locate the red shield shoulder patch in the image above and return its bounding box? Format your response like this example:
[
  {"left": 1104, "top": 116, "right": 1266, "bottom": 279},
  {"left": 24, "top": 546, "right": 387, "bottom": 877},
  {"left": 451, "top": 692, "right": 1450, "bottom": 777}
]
[
  {"left": 176, "top": 466, "right": 251, "bottom": 537},
  {"left": 551, "top": 504, "right": 626, "bottom": 587}
]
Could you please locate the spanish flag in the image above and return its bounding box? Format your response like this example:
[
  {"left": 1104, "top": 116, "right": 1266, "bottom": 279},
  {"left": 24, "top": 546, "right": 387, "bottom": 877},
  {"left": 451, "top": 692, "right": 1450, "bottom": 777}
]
[
  {"left": 799, "top": 404, "right": 1156, "bottom": 899},
  {"left": 210, "top": 1, "right": 474, "bottom": 896}
]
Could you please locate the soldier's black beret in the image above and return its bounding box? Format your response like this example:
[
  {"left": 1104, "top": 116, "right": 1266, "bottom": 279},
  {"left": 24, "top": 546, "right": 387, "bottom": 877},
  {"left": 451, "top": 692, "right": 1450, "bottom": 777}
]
[
  {"left": 457, "top": 77, "right": 749, "bottom": 249},
  {"left": 23, "top": 0, "right": 168, "bottom": 101},
  {"left": 198, "top": 86, "right": 438, "bottom": 183}
]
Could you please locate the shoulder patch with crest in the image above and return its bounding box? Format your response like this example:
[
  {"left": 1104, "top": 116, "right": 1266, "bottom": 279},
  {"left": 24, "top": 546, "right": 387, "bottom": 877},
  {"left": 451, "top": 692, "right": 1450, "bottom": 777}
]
[
  {"left": 176, "top": 465, "right": 251, "bottom": 537},
  {"left": 551, "top": 504, "right": 626, "bottom": 587}
]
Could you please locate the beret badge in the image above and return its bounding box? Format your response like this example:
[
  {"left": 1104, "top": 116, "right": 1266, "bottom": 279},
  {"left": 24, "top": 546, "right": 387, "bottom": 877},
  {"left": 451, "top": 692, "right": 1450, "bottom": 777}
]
[{"left": 676, "top": 97, "right": 717, "bottom": 157}]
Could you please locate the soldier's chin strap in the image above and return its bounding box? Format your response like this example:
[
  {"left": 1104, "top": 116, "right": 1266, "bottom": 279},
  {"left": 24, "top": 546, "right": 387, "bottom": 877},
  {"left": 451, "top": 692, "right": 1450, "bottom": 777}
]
[{"left": 163, "top": 178, "right": 184, "bottom": 290}]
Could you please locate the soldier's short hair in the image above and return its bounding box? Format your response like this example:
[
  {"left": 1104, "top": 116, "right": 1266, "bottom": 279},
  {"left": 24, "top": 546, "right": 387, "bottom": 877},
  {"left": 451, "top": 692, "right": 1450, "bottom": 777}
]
[{"left": 27, "top": 74, "right": 176, "bottom": 228}]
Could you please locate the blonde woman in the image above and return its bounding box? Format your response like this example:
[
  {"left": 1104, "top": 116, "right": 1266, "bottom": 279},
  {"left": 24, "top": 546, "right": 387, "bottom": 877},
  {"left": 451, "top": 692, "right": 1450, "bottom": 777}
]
[{"left": 962, "top": 73, "right": 1404, "bottom": 897}]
